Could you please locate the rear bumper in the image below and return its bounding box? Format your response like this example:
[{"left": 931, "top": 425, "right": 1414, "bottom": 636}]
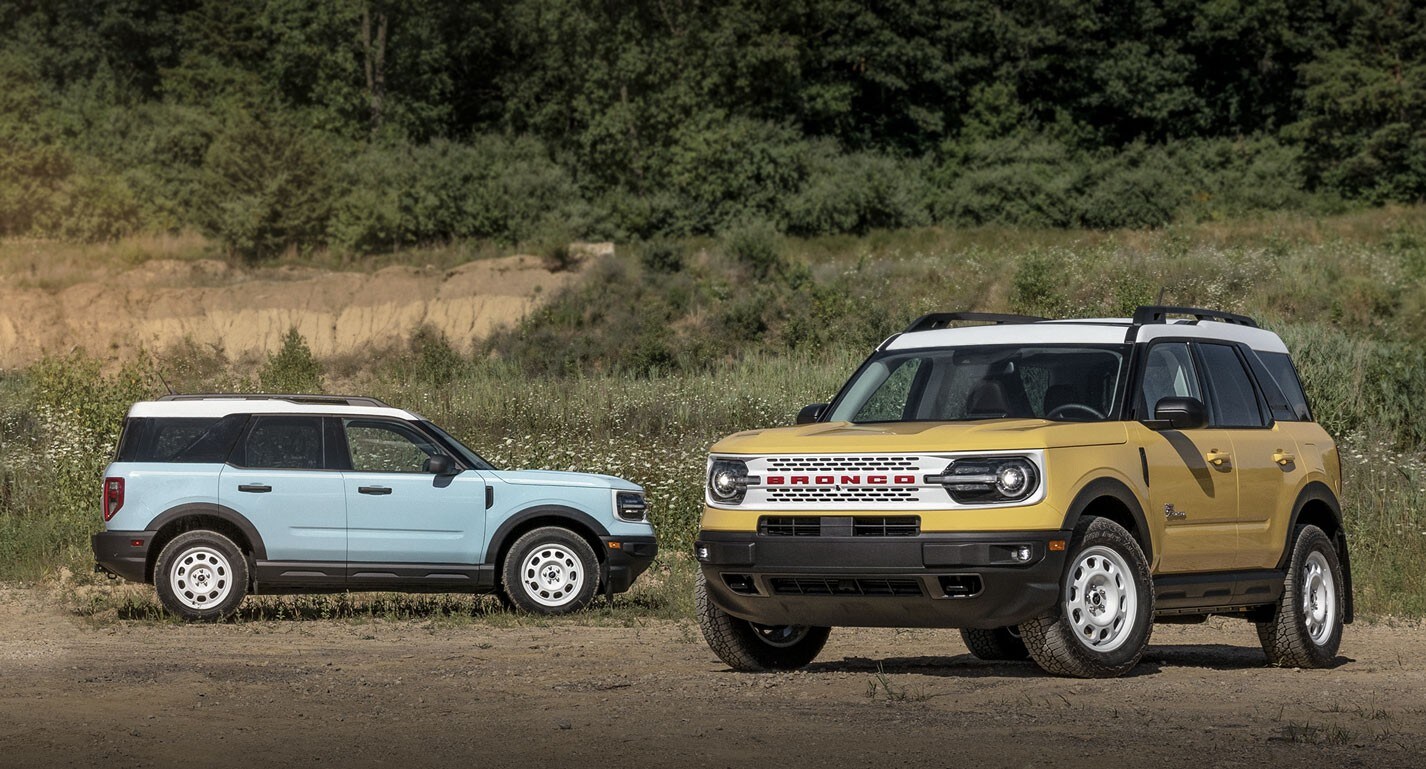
[
  {"left": 602, "top": 535, "right": 658, "bottom": 593},
  {"left": 695, "top": 529, "right": 1071, "bottom": 629},
  {"left": 92, "top": 530, "right": 155, "bottom": 584}
]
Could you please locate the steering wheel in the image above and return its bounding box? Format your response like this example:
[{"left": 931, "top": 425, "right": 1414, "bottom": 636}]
[{"left": 1047, "top": 403, "right": 1106, "bottom": 421}]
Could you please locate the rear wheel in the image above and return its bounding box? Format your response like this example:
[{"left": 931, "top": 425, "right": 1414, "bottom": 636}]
[
  {"left": 1256, "top": 525, "right": 1344, "bottom": 668},
  {"left": 960, "top": 626, "right": 1030, "bottom": 661},
  {"left": 154, "top": 530, "right": 249, "bottom": 621},
  {"left": 696, "top": 573, "right": 830, "bottom": 671},
  {"left": 1021, "top": 516, "right": 1154, "bottom": 678}
]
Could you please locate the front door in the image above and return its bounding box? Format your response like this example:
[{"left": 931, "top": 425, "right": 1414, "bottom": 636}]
[
  {"left": 218, "top": 415, "right": 347, "bottom": 581},
  {"left": 1137, "top": 342, "right": 1239, "bottom": 573},
  {"left": 339, "top": 417, "right": 488, "bottom": 567}
]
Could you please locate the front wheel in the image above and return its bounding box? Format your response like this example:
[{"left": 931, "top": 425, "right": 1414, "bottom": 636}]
[
  {"left": 501, "top": 527, "right": 600, "bottom": 614},
  {"left": 960, "top": 626, "right": 1030, "bottom": 661},
  {"left": 696, "top": 573, "right": 830, "bottom": 671},
  {"left": 1256, "top": 525, "right": 1344, "bottom": 668},
  {"left": 1021, "top": 516, "right": 1154, "bottom": 678},
  {"left": 154, "top": 529, "right": 249, "bottom": 621}
]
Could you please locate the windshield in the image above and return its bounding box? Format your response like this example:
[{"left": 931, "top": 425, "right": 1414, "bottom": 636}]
[
  {"left": 421, "top": 421, "right": 497, "bottom": 470},
  {"left": 826, "top": 345, "right": 1129, "bottom": 424}
]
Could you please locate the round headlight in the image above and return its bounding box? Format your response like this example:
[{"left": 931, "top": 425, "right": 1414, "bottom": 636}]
[
  {"left": 708, "top": 459, "right": 752, "bottom": 504},
  {"left": 996, "top": 464, "right": 1028, "bottom": 496}
]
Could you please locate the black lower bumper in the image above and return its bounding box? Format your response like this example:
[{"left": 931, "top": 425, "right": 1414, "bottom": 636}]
[
  {"left": 695, "top": 530, "right": 1071, "bottom": 629},
  {"left": 92, "top": 530, "right": 156, "bottom": 584},
  {"left": 602, "top": 535, "right": 658, "bottom": 593}
]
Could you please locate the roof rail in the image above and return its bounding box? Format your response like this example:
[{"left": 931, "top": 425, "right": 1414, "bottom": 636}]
[
  {"left": 157, "top": 394, "right": 394, "bottom": 408},
  {"left": 1130, "top": 306, "right": 1258, "bottom": 328},
  {"left": 904, "top": 312, "right": 1048, "bottom": 334}
]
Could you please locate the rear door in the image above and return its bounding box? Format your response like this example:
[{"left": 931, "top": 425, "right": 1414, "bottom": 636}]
[
  {"left": 1136, "top": 341, "right": 1240, "bottom": 573},
  {"left": 338, "top": 417, "right": 488, "bottom": 568},
  {"left": 218, "top": 415, "right": 347, "bottom": 583}
]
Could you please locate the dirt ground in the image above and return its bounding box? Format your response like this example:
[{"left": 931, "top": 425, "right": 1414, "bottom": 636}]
[{"left": 1, "top": 585, "right": 1423, "bottom": 769}]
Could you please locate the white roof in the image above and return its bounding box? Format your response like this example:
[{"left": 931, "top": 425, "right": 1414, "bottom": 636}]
[
  {"left": 129, "top": 398, "right": 420, "bottom": 421},
  {"left": 886, "top": 319, "right": 1289, "bottom": 354}
]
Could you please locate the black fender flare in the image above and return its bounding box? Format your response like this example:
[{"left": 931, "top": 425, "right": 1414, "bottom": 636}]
[
  {"left": 484, "top": 505, "right": 612, "bottom": 568},
  {"left": 144, "top": 503, "right": 268, "bottom": 560},
  {"left": 1058, "top": 477, "right": 1153, "bottom": 559},
  {"left": 1275, "top": 481, "right": 1344, "bottom": 568}
]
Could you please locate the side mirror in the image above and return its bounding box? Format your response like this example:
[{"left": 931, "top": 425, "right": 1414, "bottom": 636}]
[
  {"left": 796, "top": 403, "right": 828, "bottom": 425},
  {"left": 1146, "top": 397, "right": 1208, "bottom": 431},
  {"left": 423, "top": 455, "right": 457, "bottom": 475}
]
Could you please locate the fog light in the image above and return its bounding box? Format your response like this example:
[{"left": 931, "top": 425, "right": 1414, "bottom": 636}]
[
  {"left": 696, "top": 545, "right": 710, "bottom": 561},
  {"left": 1014, "top": 545, "right": 1032, "bottom": 562}
]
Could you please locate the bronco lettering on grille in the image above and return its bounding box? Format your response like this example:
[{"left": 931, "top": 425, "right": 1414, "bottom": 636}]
[{"left": 764, "top": 474, "right": 918, "bottom": 486}]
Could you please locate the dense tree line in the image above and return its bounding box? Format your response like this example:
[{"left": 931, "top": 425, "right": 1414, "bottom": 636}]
[{"left": 1, "top": 0, "right": 1422, "bottom": 257}]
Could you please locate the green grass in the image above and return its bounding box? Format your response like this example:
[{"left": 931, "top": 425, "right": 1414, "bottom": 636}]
[{"left": 3, "top": 208, "right": 1426, "bottom": 619}]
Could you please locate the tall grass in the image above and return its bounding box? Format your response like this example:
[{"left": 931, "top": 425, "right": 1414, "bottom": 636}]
[{"left": 2, "top": 210, "right": 1424, "bottom": 618}]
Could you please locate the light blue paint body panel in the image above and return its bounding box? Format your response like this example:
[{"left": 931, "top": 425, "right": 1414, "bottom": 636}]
[
  {"left": 344, "top": 469, "right": 488, "bottom": 563},
  {"left": 218, "top": 466, "right": 347, "bottom": 562}
]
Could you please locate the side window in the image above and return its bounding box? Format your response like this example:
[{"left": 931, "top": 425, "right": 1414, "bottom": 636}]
[
  {"left": 854, "top": 358, "right": 924, "bottom": 422},
  {"left": 1140, "top": 343, "right": 1201, "bottom": 416},
  {"left": 241, "top": 416, "right": 325, "bottom": 469},
  {"left": 116, "top": 415, "right": 247, "bottom": 463},
  {"left": 345, "top": 419, "right": 443, "bottom": 473},
  {"left": 1198, "top": 343, "right": 1266, "bottom": 428}
]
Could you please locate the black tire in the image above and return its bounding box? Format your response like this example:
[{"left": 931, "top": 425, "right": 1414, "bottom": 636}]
[
  {"left": 501, "top": 527, "right": 600, "bottom": 615},
  {"left": 1022, "top": 516, "right": 1154, "bottom": 678},
  {"left": 960, "top": 626, "right": 1030, "bottom": 661},
  {"left": 695, "top": 572, "right": 830, "bottom": 672},
  {"left": 154, "top": 529, "right": 249, "bottom": 621},
  {"left": 1256, "top": 525, "right": 1344, "bottom": 668}
]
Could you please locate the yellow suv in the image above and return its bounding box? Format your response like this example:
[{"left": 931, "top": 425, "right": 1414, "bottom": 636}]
[{"left": 695, "top": 307, "right": 1350, "bottom": 678}]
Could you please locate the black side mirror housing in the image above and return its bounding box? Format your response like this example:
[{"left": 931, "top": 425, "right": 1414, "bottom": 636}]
[
  {"left": 1146, "top": 397, "right": 1208, "bottom": 431},
  {"left": 796, "top": 403, "right": 828, "bottom": 425},
  {"left": 424, "top": 455, "right": 457, "bottom": 475}
]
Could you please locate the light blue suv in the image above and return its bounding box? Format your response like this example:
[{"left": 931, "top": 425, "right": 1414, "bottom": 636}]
[{"left": 92, "top": 394, "right": 658, "bottom": 620}]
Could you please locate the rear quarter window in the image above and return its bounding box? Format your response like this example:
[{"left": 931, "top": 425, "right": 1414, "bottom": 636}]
[
  {"left": 1260, "top": 352, "right": 1312, "bottom": 421},
  {"left": 115, "top": 415, "right": 248, "bottom": 463}
]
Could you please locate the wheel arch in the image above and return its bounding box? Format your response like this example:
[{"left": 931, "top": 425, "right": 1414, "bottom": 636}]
[
  {"left": 1059, "top": 477, "right": 1153, "bottom": 561},
  {"left": 486, "top": 505, "right": 611, "bottom": 580},
  {"left": 144, "top": 503, "right": 266, "bottom": 583},
  {"left": 1279, "top": 481, "right": 1353, "bottom": 623}
]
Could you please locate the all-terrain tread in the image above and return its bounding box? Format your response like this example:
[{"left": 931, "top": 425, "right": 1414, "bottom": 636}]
[
  {"left": 960, "top": 627, "right": 1030, "bottom": 661},
  {"left": 695, "top": 573, "right": 830, "bottom": 672},
  {"left": 1020, "top": 516, "right": 1154, "bottom": 678},
  {"left": 1255, "top": 525, "right": 1343, "bottom": 668}
]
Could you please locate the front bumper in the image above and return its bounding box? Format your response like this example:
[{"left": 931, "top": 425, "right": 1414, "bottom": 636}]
[
  {"left": 695, "top": 529, "right": 1071, "bottom": 629},
  {"left": 601, "top": 535, "right": 658, "bottom": 593},
  {"left": 92, "top": 530, "right": 156, "bottom": 584}
]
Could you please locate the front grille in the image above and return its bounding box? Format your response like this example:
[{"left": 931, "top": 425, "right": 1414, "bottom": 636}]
[
  {"left": 763, "top": 455, "right": 921, "bottom": 473},
  {"left": 759, "top": 516, "right": 822, "bottom": 536},
  {"left": 769, "top": 577, "right": 924, "bottom": 597},
  {"left": 758, "top": 516, "right": 921, "bottom": 537},
  {"left": 853, "top": 516, "right": 921, "bottom": 537},
  {"left": 765, "top": 487, "right": 920, "bottom": 504}
]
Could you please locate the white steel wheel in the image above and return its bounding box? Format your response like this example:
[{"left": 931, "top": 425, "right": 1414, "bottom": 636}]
[
  {"left": 154, "top": 529, "right": 249, "bottom": 621},
  {"left": 521, "top": 544, "right": 585, "bottom": 607},
  {"left": 169, "top": 546, "right": 233, "bottom": 610},
  {"left": 1302, "top": 551, "right": 1337, "bottom": 645},
  {"left": 1064, "top": 545, "right": 1139, "bottom": 653},
  {"left": 501, "top": 527, "right": 600, "bottom": 615}
]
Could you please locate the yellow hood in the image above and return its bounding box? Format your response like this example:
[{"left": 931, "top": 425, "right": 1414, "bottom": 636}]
[{"left": 711, "top": 419, "right": 1128, "bottom": 454}]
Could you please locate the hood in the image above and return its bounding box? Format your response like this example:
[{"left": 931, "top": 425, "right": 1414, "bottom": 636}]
[
  {"left": 489, "top": 468, "right": 641, "bottom": 492},
  {"left": 711, "top": 419, "right": 1128, "bottom": 455}
]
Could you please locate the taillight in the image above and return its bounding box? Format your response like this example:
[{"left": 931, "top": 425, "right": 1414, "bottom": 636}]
[{"left": 102, "top": 477, "right": 125, "bottom": 522}]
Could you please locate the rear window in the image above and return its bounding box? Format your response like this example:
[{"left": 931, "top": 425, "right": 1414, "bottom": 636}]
[
  {"left": 1260, "top": 352, "right": 1312, "bottom": 421},
  {"left": 114, "top": 415, "right": 248, "bottom": 463}
]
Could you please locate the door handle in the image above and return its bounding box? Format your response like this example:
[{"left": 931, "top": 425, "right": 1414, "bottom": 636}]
[
  {"left": 1273, "top": 450, "right": 1296, "bottom": 466},
  {"left": 237, "top": 484, "right": 272, "bottom": 493},
  {"left": 1205, "top": 450, "right": 1232, "bottom": 467},
  {"left": 358, "top": 486, "right": 393, "bottom": 496}
]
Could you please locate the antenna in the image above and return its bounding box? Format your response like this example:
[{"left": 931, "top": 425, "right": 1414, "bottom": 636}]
[
  {"left": 1155, "top": 287, "right": 1167, "bottom": 304},
  {"left": 156, "top": 370, "right": 175, "bottom": 396}
]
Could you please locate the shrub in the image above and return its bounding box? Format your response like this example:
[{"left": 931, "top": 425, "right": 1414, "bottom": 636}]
[
  {"left": 721, "top": 219, "right": 784, "bottom": 279},
  {"left": 258, "top": 328, "right": 324, "bottom": 393},
  {"left": 785, "top": 145, "right": 932, "bottom": 236}
]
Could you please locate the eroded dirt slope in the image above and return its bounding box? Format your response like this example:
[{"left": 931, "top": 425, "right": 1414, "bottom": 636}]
[
  {"left": 0, "top": 253, "right": 585, "bottom": 367},
  {"left": 1, "top": 585, "right": 1423, "bottom": 769}
]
